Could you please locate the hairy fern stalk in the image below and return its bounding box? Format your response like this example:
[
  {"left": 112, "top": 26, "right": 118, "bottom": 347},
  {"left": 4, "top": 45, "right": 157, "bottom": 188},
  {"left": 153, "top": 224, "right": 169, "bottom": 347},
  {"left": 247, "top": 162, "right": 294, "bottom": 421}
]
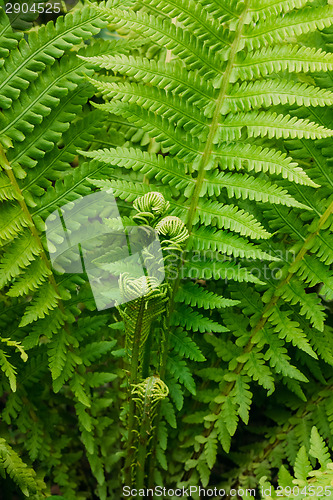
[{"left": 1, "top": 0, "right": 333, "bottom": 498}]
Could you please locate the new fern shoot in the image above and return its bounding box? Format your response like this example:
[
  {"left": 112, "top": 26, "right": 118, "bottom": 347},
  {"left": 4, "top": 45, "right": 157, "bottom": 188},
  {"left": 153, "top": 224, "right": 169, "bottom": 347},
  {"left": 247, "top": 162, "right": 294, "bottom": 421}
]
[{"left": 0, "top": 0, "right": 333, "bottom": 498}]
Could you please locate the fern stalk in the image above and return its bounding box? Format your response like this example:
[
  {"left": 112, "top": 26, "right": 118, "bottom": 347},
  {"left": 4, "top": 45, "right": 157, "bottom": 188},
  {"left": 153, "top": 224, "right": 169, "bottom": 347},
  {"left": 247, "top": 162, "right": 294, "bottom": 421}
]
[
  {"left": 0, "top": 145, "right": 89, "bottom": 397},
  {"left": 0, "top": 145, "right": 62, "bottom": 304},
  {"left": 185, "top": 4, "right": 249, "bottom": 235},
  {"left": 124, "top": 298, "right": 146, "bottom": 485}
]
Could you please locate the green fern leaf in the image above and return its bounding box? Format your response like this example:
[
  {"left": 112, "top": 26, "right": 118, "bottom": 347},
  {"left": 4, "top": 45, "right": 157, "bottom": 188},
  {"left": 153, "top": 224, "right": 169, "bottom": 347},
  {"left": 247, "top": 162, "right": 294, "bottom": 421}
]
[
  {"left": 214, "top": 142, "right": 318, "bottom": 187},
  {"left": 216, "top": 111, "right": 333, "bottom": 141},
  {"left": 309, "top": 426, "right": 331, "bottom": 467},
  {"left": 169, "top": 327, "right": 206, "bottom": 361},
  {"left": 224, "top": 79, "right": 333, "bottom": 113},
  {"left": 196, "top": 200, "right": 271, "bottom": 239},
  {"left": 166, "top": 354, "right": 196, "bottom": 395},
  {"left": 190, "top": 227, "right": 278, "bottom": 260},
  {"left": 0, "top": 349, "right": 17, "bottom": 392},
  {"left": 176, "top": 281, "right": 239, "bottom": 310},
  {"left": 19, "top": 282, "right": 60, "bottom": 327},
  {"left": 294, "top": 445, "right": 312, "bottom": 480},
  {"left": 234, "top": 44, "right": 333, "bottom": 81},
  {"left": 232, "top": 374, "right": 253, "bottom": 425},
  {"left": 0, "top": 4, "right": 105, "bottom": 108},
  {"left": 264, "top": 307, "right": 317, "bottom": 358},
  {"left": 184, "top": 256, "right": 265, "bottom": 284},
  {"left": 244, "top": 5, "right": 333, "bottom": 50},
  {"left": 237, "top": 350, "right": 275, "bottom": 394},
  {"left": 172, "top": 304, "right": 227, "bottom": 333},
  {"left": 204, "top": 431, "right": 218, "bottom": 470},
  {"left": 0, "top": 437, "right": 39, "bottom": 496}
]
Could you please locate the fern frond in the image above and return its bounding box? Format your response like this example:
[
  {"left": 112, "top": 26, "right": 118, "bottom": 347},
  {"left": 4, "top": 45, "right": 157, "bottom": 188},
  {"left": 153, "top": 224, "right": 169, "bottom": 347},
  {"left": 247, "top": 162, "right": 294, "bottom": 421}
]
[
  {"left": 244, "top": 5, "right": 333, "bottom": 50},
  {"left": 6, "top": 85, "right": 93, "bottom": 177},
  {"left": 0, "top": 6, "right": 22, "bottom": 58},
  {"left": 98, "top": 7, "right": 222, "bottom": 76},
  {"left": 83, "top": 147, "right": 195, "bottom": 196},
  {"left": 183, "top": 257, "right": 264, "bottom": 284},
  {"left": 237, "top": 350, "right": 275, "bottom": 394},
  {"left": 249, "top": 0, "right": 315, "bottom": 20},
  {"left": 216, "top": 111, "right": 333, "bottom": 141},
  {"left": 264, "top": 306, "right": 317, "bottom": 358},
  {"left": 89, "top": 78, "right": 208, "bottom": 139},
  {"left": 276, "top": 280, "right": 326, "bottom": 331},
  {"left": 0, "top": 230, "right": 41, "bottom": 288},
  {"left": 234, "top": 45, "right": 333, "bottom": 80},
  {"left": 214, "top": 142, "right": 318, "bottom": 187},
  {"left": 95, "top": 101, "right": 200, "bottom": 160},
  {"left": 190, "top": 227, "right": 278, "bottom": 260},
  {"left": 172, "top": 304, "right": 228, "bottom": 333},
  {"left": 309, "top": 426, "right": 331, "bottom": 467},
  {"left": 224, "top": 80, "right": 333, "bottom": 113},
  {"left": 0, "top": 52, "right": 96, "bottom": 144},
  {"left": 0, "top": 203, "right": 30, "bottom": 242},
  {"left": 206, "top": 171, "right": 308, "bottom": 208},
  {"left": 88, "top": 177, "right": 151, "bottom": 202},
  {"left": 175, "top": 281, "right": 239, "bottom": 310},
  {"left": 261, "top": 327, "right": 308, "bottom": 382},
  {"left": 143, "top": 0, "right": 229, "bottom": 47},
  {"left": 19, "top": 282, "right": 61, "bottom": 327},
  {"left": 0, "top": 349, "right": 17, "bottom": 392},
  {"left": 166, "top": 354, "right": 196, "bottom": 395},
  {"left": 0, "top": 4, "right": 105, "bottom": 108},
  {"left": 79, "top": 55, "right": 212, "bottom": 109},
  {"left": 291, "top": 255, "right": 333, "bottom": 300},
  {"left": 169, "top": 328, "right": 206, "bottom": 362},
  {"left": 0, "top": 437, "right": 40, "bottom": 496},
  {"left": 195, "top": 200, "right": 271, "bottom": 239}
]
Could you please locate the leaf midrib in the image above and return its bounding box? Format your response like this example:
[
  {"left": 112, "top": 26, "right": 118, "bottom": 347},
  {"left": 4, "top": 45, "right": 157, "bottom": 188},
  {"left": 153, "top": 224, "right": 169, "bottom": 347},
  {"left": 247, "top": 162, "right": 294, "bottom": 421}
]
[{"left": 185, "top": 2, "right": 250, "bottom": 235}]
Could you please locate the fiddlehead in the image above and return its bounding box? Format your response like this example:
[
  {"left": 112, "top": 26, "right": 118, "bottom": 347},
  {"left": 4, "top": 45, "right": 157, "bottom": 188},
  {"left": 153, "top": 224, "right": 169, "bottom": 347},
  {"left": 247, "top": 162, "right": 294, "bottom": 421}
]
[
  {"left": 133, "top": 191, "right": 170, "bottom": 225},
  {"left": 155, "top": 215, "right": 189, "bottom": 252},
  {"left": 131, "top": 375, "right": 169, "bottom": 418},
  {"left": 131, "top": 376, "right": 169, "bottom": 488}
]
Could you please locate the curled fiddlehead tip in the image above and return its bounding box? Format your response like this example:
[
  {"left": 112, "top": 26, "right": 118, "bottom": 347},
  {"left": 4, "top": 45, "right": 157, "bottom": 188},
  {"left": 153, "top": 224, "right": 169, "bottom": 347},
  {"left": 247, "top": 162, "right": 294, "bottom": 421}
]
[
  {"left": 119, "top": 273, "right": 164, "bottom": 302},
  {"left": 133, "top": 192, "right": 170, "bottom": 225},
  {"left": 155, "top": 216, "right": 189, "bottom": 250},
  {"left": 131, "top": 376, "right": 169, "bottom": 410}
]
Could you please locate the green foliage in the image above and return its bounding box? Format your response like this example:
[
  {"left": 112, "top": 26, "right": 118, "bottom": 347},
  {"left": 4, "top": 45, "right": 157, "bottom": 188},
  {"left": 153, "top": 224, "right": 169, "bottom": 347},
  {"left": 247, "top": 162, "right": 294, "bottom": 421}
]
[
  {"left": 261, "top": 427, "right": 333, "bottom": 499},
  {"left": 1, "top": 0, "right": 333, "bottom": 498}
]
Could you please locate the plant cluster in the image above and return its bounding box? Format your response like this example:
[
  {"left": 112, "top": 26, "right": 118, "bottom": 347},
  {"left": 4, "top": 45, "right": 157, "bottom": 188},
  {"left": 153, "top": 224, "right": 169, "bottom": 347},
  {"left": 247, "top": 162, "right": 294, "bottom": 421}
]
[{"left": 0, "top": 0, "right": 333, "bottom": 498}]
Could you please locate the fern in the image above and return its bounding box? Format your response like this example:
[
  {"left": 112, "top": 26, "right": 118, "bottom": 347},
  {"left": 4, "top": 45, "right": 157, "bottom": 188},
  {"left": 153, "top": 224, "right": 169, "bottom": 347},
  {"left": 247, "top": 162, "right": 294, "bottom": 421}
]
[
  {"left": 82, "top": 0, "right": 333, "bottom": 490},
  {"left": 1, "top": 0, "right": 333, "bottom": 497},
  {"left": 260, "top": 426, "right": 333, "bottom": 499}
]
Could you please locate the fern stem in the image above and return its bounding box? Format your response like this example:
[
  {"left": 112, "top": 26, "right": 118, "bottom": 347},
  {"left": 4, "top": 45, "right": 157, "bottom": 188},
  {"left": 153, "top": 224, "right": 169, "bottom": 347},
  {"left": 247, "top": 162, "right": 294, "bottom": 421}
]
[
  {"left": 0, "top": 145, "right": 64, "bottom": 310},
  {"left": 147, "top": 301, "right": 171, "bottom": 488},
  {"left": 185, "top": 12, "right": 248, "bottom": 235},
  {"left": 182, "top": 198, "right": 333, "bottom": 482},
  {"left": 141, "top": 330, "right": 152, "bottom": 380},
  {"left": 136, "top": 413, "right": 151, "bottom": 490},
  {"left": 124, "top": 298, "right": 145, "bottom": 486}
]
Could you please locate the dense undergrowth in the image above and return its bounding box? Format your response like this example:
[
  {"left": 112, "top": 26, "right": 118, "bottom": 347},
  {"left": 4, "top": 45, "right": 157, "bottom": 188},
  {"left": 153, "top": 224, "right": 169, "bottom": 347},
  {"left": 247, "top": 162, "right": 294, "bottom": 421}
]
[{"left": 0, "top": 0, "right": 333, "bottom": 498}]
